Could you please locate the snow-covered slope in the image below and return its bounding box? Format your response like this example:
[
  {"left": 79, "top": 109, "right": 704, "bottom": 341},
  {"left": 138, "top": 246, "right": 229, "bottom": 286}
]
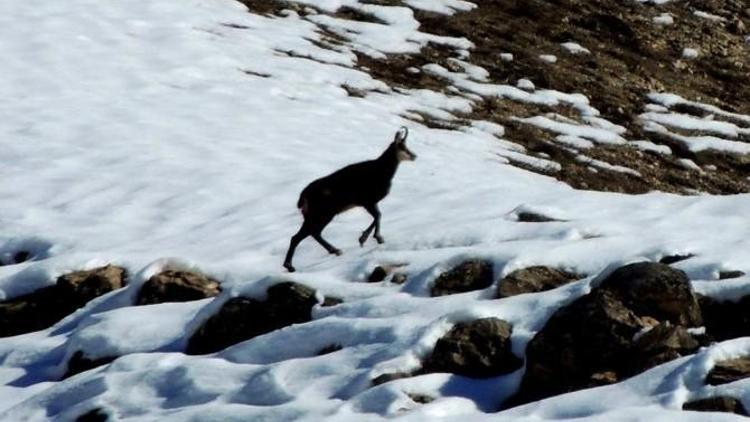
[{"left": 1, "top": 0, "right": 750, "bottom": 420}]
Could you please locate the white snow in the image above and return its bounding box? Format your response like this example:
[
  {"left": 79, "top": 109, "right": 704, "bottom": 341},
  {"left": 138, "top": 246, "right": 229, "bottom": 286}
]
[
  {"left": 561, "top": 42, "right": 591, "bottom": 55},
  {"left": 653, "top": 13, "right": 674, "bottom": 26},
  {"left": 693, "top": 10, "right": 725, "bottom": 22},
  {"left": 1, "top": 0, "right": 750, "bottom": 421},
  {"left": 682, "top": 48, "right": 700, "bottom": 59},
  {"left": 500, "top": 53, "right": 514, "bottom": 62},
  {"left": 539, "top": 54, "right": 558, "bottom": 63},
  {"left": 516, "top": 78, "right": 535, "bottom": 91}
]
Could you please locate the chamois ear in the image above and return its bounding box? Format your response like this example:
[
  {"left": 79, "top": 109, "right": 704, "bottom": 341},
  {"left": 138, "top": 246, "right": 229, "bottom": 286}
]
[{"left": 393, "top": 126, "right": 409, "bottom": 144}]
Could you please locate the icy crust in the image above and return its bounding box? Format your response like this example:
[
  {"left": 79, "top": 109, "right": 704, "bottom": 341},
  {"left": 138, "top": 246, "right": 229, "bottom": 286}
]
[{"left": 1, "top": 0, "right": 750, "bottom": 420}]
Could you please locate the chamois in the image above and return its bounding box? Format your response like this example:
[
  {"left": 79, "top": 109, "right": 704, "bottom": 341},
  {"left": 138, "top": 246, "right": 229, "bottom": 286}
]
[{"left": 283, "top": 127, "right": 416, "bottom": 272}]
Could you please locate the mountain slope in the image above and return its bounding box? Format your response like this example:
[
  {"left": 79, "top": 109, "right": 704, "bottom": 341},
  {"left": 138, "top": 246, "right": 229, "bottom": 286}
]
[{"left": 1, "top": 0, "right": 750, "bottom": 420}]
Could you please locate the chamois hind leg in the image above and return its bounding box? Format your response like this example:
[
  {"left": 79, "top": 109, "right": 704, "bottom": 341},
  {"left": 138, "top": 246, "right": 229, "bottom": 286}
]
[
  {"left": 283, "top": 221, "right": 312, "bottom": 272},
  {"left": 311, "top": 217, "right": 341, "bottom": 256},
  {"left": 359, "top": 204, "right": 383, "bottom": 246}
]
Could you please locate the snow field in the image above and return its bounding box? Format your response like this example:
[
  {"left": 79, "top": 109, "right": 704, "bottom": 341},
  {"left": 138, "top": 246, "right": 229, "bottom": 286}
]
[{"left": 0, "top": 0, "right": 750, "bottom": 421}]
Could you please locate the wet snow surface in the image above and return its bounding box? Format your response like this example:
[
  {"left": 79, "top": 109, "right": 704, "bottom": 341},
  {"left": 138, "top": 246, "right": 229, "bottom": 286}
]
[{"left": 1, "top": 0, "right": 750, "bottom": 420}]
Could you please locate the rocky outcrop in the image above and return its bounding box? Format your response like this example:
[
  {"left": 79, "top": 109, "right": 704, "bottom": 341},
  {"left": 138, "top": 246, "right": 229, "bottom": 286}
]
[
  {"left": 431, "top": 260, "right": 494, "bottom": 297},
  {"left": 0, "top": 265, "right": 126, "bottom": 337},
  {"left": 423, "top": 318, "right": 522, "bottom": 377},
  {"left": 186, "top": 282, "right": 317, "bottom": 355},
  {"left": 497, "top": 266, "right": 582, "bottom": 298},
  {"left": 509, "top": 262, "right": 704, "bottom": 407},
  {"left": 136, "top": 270, "right": 221, "bottom": 305},
  {"left": 683, "top": 397, "right": 749, "bottom": 416}
]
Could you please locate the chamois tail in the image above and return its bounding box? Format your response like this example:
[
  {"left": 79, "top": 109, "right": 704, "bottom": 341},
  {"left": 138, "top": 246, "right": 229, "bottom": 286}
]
[{"left": 297, "top": 194, "right": 308, "bottom": 216}]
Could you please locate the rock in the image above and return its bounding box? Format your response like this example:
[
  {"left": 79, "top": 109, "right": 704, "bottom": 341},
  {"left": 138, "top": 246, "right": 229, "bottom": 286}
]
[
  {"left": 368, "top": 266, "right": 388, "bottom": 283},
  {"left": 698, "top": 294, "right": 750, "bottom": 341},
  {"left": 509, "top": 262, "right": 704, "bottom": 407},
  {"left": 75, "top": 408, "right": 109, "bottom": 422},
  {"left": 630, "top": 323, "right": 701, "bottom": 373},
  {"left": 407, "top": 393, "right": 434, "bottom": 404},
  {"left": 497, "top": 266, "right": 582, "bottom": 298},
  {"left": 391, "top": 273, "right": 408, "bottom": 284},
  {"left": 597, "top": 262, "right": 702, "bottom": 326},
  {"left": 186, "top": 282, "right": 317, "bottom": 354},
  {"left": 64, "top": 351, "right": 117, "bottom": 379},
  {"left": 511, "top": 289, "right": 641, "bottom": 405},
  {"left": 12, "top": 251, "right": 31, "bottom": 264},
  {"left": 317, "top": 344, "right": 342, "bottom": 355},
  {"left": 136, "top": 270, "right": 221, "bottom": 305},
  {"left": 321, "top": 296, "right": 343, "bottom": 307},
  {"left": 0, "top": 265, "right": 127, "bottom": 337},
  {"left": 706, "top": 357, "right": 750, "bottom": 386},
  {"left": 659, "top": 254, "right": 694, "bottom": 265},
  {"left": 516, "top": 211, "right": 559, "bottom": 222},
  {"left": 431, "top": 259, "right": 494, "bottom": 296},
  {"left": 57, "top": 265, "right": 127, "bottom": 306},
  {"left": 372, "top": 371, "right": 412, "bottom": 386},
  {"left": 683, "top": 396, "right": 749, "bottom": 416},
  {"left": 422, "top": 318, "right": 522, "bottom": 377},
  {"left": 718, "top": 270, "right": 745, "bottom": 280}
]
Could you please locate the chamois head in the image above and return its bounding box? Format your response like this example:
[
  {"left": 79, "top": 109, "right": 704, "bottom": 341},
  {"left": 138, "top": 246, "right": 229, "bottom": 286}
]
[{"left": 391, "top": 127, "right": 417, "bottom": 162}]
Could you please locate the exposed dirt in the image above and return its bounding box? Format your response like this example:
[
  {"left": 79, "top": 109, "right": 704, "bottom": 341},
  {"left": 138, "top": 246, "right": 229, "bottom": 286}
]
[{"left": 242, "top": 0, "right": 750, "bottom": 194}]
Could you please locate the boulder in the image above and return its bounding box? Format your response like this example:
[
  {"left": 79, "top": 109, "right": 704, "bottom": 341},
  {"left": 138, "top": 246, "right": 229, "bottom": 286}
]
[
  {"left": 0, "top": 265, "right": 126, "bottom": 337},
  {"left": 706, "top": 357, "right": 750, "bottom": 386},
  {"left": 597, "top": 262, "right": 702, "bottom": 326},
  {"left": 422, "top": 318, "right": 522, "bottom": 377},
  {"left": 136, "top": 270, "right": 220, "bottom": 305},
  {"left": 431, "top": 260, "right": 494, "bottom": 296},
  {"left": 497, "top": 266, "right": 581, "bottom": 298},
  {"left": 683, "top": 397, "right": 749, "bottom": 416},
  {"left": 57, "top": 265, "right": 127, "bottom": 306},
  {"left": 509, "top": 262, "right": 704, "bottom": 407},
  {"left": 186, "top": 282, "right": 317, "bottom": 354}
]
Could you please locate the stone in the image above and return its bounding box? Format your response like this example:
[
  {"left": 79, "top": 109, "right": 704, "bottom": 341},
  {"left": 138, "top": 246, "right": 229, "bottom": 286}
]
[
  {"left": 186, "top": 282, "right": 317, "bottom": 355},
  {"left": 497, "top": 266, "right": 582, "bottom": 298},
  {"left": 431, "top": 259, "right": 494, "bottom": 297},
  {"left": 597, "top": 262, "right": 702, "bottom": 326},
  {"left": 509, "top": 262, "right": 704, "bottom": 408},
  {"left": 136, "top": 269, "right": 220, "bottom": 305},
  {"left": 683, "top": 396, "right": 749, "bottom": 416},
  {"left": 423, "top": 318, "right": 522, "bottom": 377},
  {"left": 706, "top": 357, "right": 750, "bottom": 386},
  {"left": 0, "top": 265, "right": 126, "bottom": 337},
  {"left": 368, "top": 266, "right": 388, "bottom": 283}
]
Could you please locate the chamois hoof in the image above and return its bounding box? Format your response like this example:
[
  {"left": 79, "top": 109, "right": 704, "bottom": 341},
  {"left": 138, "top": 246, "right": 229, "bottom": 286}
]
[
  {"left": 374, "top": 235, "right": 385, "bottom": 244},
  {"left": 331, "top": 249, "right": 343, "bottom": 256},
  {"left": 358, "top": 235, "right": 368, "bottom": 247},
  {"left": 283, "top": 262, "right": 296, "bottom": 273}
]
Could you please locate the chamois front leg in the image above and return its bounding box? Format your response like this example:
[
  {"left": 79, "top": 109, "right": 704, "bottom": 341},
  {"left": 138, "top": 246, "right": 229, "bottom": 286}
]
[{"left": 359, "top": 204, "right": 383, "bottom": 246}]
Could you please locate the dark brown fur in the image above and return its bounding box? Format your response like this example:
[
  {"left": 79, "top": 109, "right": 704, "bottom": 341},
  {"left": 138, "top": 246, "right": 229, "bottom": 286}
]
[{"left": 283, "top": 127, "right": 416, "bottom": 272}]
